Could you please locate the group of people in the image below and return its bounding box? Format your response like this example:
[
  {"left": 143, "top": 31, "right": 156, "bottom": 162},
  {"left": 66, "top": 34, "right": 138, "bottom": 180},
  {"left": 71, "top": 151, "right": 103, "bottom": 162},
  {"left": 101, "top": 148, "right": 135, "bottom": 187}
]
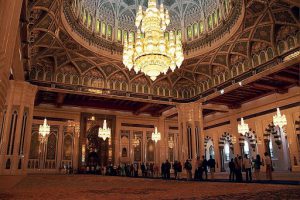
[
  {"left": 228, "top": 152, "right": 273, "bottom": 182},
  {"left": 184, "top": 156, "right": 216, "bottom": 181},
  {"left": 81, "top": 152, "right": 273, "bottom": 182}
]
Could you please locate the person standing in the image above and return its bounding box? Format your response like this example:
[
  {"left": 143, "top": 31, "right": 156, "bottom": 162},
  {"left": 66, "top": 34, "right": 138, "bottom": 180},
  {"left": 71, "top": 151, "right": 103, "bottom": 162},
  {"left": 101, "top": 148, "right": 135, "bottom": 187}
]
[
  {"left": 161, "top": 161, "right": 166, "bottom": 179},
  {"left": 243, "top": 154, "right": 252, "bottom": 182},
  {"left": 184, "top": 159, "right": 192, "bottom": 181},
  {"left": 229, "top": 158, "right": 235, "bottom": 181},
  {"left": 208, "top": 156, "right": 216, "bottom": 180},
  {"left": 234, "top": 157, "right": 242, "bottom": 182},
  {"left": 177, "top": 161, "right": 182, "bottom": 180},
  {"left": 202, "top": 156, "right": 208, "bottom": 180},
  {"left": 253, "top": 154, "right": 262, "bottom": 180},
  {"left": 264, "top": 152, "right": 273, "bottom": 181},
  {"left": 165, "top": 160, "right": 171, "bottom": 179},
  {"left": 173, "top": 161, "right": 178, "bottom": 179}
]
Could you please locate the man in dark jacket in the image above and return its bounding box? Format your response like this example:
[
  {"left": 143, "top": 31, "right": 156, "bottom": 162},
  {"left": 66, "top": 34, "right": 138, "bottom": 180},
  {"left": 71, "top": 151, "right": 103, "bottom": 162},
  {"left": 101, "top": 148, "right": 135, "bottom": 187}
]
[
  {"left": 208, "top": 156, "right": 215, "bottom": 180},
  {"left": 165, "top": 160, "right": 171, "bottom": 179},
  {"left": 161, "top": 161, "right": 166, "bottom": 179},
  {"left": 202, "top": 156, "right": 208, "bottom": 180},
  {"left": 229, "top": 158, "right": 235, "bottom": 181}
]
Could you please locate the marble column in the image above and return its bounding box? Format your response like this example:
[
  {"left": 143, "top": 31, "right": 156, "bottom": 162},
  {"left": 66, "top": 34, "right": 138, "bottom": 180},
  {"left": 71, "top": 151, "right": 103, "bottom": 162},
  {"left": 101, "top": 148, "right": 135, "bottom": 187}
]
[
  {"left": 0, "top": 80, "right": 37, "bottom": 175},
  {"left": 0, "top": 0, "right": 23, "bottom": 115},
  {"left": 177, "top": 102, "right": 204, "bottom": 165}
]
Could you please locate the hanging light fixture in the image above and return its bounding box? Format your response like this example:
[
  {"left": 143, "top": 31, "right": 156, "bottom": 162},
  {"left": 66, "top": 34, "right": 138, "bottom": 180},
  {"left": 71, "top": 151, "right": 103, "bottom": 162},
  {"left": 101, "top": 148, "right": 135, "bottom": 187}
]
[
  {"left": 123, "top": 0, "right": 184, "bottom": 81},
  {"left": 238, "top": 118, "right": 249, "bottom": 135},
  {"left": 133, "top": 135, "right": 140, "bottom": 147},
  {"left": 273, "top": 108, "right": 287, "bottom": 129},
  {"left": 98, "top": 120, "right": 111, "bottom": 140},
  {"left": 39, "top": 118, "right": 50, "bottom": 143},
  {"left": 168, "top": 136, "right": 174, "bottom": 149},
  {"left": 151, "top": 127, "right": 161, "bottom": 143}
]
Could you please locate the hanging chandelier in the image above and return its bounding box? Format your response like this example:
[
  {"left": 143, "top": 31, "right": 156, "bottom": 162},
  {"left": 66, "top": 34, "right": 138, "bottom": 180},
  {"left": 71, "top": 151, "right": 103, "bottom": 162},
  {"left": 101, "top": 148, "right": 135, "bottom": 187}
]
[
  {"left": 152, "top": 127, "right": 161, "bottom": 143},
  {"left": 168, "top": 136, "right": 174, "bottom": 149},
  {"left": 238, "top": 118, "right": 249, "bottom": 135},
  {"left": 123, "top": 0, "right": 184, "bottom": 81},
  {"left": 39, "top": 118, "right": 50, "bottom": 143},
  {"left": 273, "top": 108, "right": 287, "bottom": 129},
  {"left": 133, "top": 135, "right": 140, "bottom": 147},
  {"left": 98, "top": 120, "right": 111, "bottom": 141}
]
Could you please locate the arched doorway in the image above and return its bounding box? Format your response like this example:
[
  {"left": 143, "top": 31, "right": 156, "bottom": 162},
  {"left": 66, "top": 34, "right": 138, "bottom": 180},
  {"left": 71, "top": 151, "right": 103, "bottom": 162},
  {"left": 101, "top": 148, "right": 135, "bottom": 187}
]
[
  {"left": 219, "top": 132, "right": 234, "bottom": 172},
  {"left": 204, "top": 136, "right": 215, "bottom": 160},
  {"left": 239, "top": 129, "right": 258, "bottom": 159},
  {"left": 264, "top": 123, "right": 290, "bottom": 171},
  {"left": 86, "top": 126, "right": 109, "bottom": 168}
]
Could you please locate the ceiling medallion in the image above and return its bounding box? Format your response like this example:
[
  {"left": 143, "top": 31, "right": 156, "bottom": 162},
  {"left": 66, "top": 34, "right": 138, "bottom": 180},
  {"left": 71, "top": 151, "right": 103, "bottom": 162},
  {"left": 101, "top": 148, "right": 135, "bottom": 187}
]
[
  {"left": 273, "top": 108, "right": 287, "bottom": 129},
  {"left": 123, "top": 0, "right": 184, "bottom": 81},
  {"left": 39, "top": 118, "right": 50, "bottom": 143},
  {"left": 98, "top": 120, "right": 111, "bottom": 141},
  {"left": 152, "top": 127, "right": 161, "bottom": 143},
  {"left": 238, "top": 118, "right": 249, "bottom": 136}
]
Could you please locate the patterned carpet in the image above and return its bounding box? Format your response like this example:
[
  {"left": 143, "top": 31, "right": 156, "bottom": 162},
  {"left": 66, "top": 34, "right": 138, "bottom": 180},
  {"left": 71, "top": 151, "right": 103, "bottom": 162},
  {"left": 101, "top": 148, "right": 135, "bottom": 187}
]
[{"left": 0, "top": 175, "right": 299, "bottom": 200}]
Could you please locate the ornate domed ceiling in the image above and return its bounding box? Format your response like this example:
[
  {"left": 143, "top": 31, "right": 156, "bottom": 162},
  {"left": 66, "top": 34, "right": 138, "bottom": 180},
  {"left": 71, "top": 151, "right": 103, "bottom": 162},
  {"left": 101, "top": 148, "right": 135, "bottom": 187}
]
[
  {"left": 24, "top": 0, "right": 300, "bottom": 102},
  {"left": 81, "top": 0, "right": 218, "bottom": 30}
]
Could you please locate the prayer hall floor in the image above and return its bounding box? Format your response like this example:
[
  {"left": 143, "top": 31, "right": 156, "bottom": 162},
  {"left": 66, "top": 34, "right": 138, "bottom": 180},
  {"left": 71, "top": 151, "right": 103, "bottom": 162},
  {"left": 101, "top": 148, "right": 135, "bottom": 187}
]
[{"left": 0, "top": 175, "right": 300, "bottom": 200}]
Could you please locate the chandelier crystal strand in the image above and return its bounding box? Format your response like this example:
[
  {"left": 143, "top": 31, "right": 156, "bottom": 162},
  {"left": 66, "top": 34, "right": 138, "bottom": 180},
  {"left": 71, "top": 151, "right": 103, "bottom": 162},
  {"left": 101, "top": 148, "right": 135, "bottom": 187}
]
[
  {"left": 238, "top": 118, "right": 249, "bottom": 135},
  {"left": 98, "top": 120, "right": 111, "bottom": 140},
  {"left": 152, "top": 127, "right": 161, "bottom": 143},
  {"left": 123, "top": 0, "right": 184, "bottom": 81},
  {"left": 273, "top": 108, "right": 287, "bottom": 129},
  {"left": 39, "top": 118, "right": 50, "bottom": 142}
]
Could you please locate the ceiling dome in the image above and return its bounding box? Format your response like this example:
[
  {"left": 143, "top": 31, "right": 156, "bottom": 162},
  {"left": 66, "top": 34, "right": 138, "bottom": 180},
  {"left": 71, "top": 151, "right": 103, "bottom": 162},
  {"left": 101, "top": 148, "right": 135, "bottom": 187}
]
[{"left": 82, "top": 0, "right": 219, "bottom": 30}]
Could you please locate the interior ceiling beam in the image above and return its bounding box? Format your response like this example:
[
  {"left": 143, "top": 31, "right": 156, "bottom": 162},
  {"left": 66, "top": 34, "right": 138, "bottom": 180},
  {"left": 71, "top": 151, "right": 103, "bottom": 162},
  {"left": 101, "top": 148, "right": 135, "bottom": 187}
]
[
  {"left": 283, "top": 69, "right": 299, "bottom": 76},
  {"left": 156, "top": 105, "right": 174, "bottom": 116},
  {"left": 202, "top": 104, "right": 229, "bottom": 112},
  {"left": 251, "top": 83, "right": 278, "bottom": 90},
  {"left": 56, "top": 93, "right": 66, "bottom": 108},
  {"left": 272, "top": 75, "right": 297, "bottom": 83},
  {"left": 133, "top": 103, "right": 153, "bottom": 115}
]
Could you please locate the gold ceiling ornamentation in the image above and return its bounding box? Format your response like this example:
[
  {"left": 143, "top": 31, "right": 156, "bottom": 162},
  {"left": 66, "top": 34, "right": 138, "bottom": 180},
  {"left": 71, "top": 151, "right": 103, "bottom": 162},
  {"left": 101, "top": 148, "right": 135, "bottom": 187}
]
[{"left": 123, "top": 0, "right": 184, "bottom": 81}]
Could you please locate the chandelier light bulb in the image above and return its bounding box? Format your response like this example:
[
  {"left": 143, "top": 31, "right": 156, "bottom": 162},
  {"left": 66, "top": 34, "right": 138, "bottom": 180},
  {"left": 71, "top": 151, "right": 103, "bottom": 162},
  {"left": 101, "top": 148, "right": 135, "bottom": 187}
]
[
  {"left": 273, "top": 108, "right": 287, "bottom": 129},
  {"left": 238, "top": 117, "right": 249, "bottom": 135}
]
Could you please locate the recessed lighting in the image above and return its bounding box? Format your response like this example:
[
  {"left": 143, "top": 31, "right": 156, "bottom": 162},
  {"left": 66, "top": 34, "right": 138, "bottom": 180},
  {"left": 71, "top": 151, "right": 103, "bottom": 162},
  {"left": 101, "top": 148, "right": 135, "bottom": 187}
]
[
  {"left": 220, "top": 89, "right": 224, "bottom": 94},
  {"left": 238, "top": 81, "right": 242, "bottom": 86}
]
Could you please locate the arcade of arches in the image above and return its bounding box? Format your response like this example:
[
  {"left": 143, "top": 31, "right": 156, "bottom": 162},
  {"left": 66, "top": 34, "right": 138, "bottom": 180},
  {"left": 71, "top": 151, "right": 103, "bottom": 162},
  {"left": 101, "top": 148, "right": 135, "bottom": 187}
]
[{"left": 0, "top": 0, "right": 300, "bottom": 178}]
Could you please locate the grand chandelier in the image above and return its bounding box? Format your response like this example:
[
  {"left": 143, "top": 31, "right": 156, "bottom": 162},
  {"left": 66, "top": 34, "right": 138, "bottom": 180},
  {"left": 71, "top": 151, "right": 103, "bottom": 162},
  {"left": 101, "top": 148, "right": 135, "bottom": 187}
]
[
  {"left": 238, "top": 118, "right": 249, "bottom": 135},
  {"left": 273, "top": 108, "right": 287, "bottom": 129},
  {"left": 98, "top": 120, "right": 111, "bottom": 141},
  {"left": 152, "top": 127, "right": 161, "bottom": 143},
  {"left": 39, "top": 118, "right": 50, "bottom": 143},
  {"left": 123, "top": 0, "right": 184, "bottom": 81}
]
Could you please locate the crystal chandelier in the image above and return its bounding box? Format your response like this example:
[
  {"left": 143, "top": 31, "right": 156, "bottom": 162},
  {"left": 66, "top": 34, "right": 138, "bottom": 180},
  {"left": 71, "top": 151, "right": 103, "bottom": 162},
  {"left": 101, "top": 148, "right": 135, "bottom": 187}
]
[
  {"left": 39, "top": 118, "right": 50, "bottom": 143},
  {"left": 168, "top": 136, "right": 174, "bottom": 149},
  {"left": 98, "top": 120, "right": 111, "bottom": 140},
  {"left": 133, "top": 135, "right": 140, "bottom": 147},
  {"left": 273, "top": 108, "right": 287, "bottom": 129},
  {"left": 238, "top": 118, "right": 249, "bottom": 135},
  {"left": 152, "top": 127, "right": 161, "bottom": 143},
  {"left": 123, "top": 0, "right": 184, "bottom": 81}
]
